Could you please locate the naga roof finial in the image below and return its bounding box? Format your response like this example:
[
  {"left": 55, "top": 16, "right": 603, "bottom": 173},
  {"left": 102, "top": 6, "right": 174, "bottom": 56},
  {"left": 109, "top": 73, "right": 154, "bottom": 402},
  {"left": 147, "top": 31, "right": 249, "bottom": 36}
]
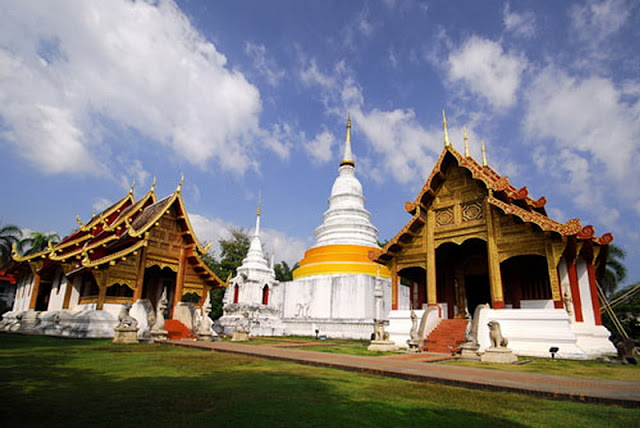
[
  {"left": 129, "top": 179, "right": 136, "bottom": 195},
  {"left": 481, "top": 140, "right": 488, "bottom": 167},
  {"left": 464, "top": 126, "right": 470, "bottom": 157},
  {"left": 443, "top": 109, "right": 451, "bottom": 147},
  {"left": 176, "top": 173, "right": 184, "bottom": 193},
  {"left": 150, "top": 176, "right": 157, "bottom": 193}
]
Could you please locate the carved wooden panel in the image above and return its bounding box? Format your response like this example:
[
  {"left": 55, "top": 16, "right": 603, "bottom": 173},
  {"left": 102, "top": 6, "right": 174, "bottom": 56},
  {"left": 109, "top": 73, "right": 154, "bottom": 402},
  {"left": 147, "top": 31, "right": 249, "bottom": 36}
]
[
  {"left": 435, "top": 207, "right": 454, "bottom": 227},
  {"left": 462, "top": 201, "right": 483, "bottom": 222}
]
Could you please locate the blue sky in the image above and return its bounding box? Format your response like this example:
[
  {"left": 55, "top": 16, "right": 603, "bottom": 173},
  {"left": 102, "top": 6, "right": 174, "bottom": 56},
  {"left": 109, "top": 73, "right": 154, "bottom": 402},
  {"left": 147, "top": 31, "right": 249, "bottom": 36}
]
[{"left": 1, "top": 0, "right": 639, "bottom": 289}]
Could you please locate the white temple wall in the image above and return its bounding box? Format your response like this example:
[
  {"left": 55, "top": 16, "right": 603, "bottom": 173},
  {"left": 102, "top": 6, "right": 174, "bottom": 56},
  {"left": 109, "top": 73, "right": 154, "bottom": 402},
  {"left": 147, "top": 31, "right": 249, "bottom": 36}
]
[
  {"left": 47, "top": 271, "right": 66, "bottom": 311},
  {"left": 397, "top": 284, "right": 411, "bottom": 310},
  {"left": 68, "top": 276, "right": 82, "bottom": 310},
  {"left": 576, "top": 257, "right": 595, "bottom": 327}
]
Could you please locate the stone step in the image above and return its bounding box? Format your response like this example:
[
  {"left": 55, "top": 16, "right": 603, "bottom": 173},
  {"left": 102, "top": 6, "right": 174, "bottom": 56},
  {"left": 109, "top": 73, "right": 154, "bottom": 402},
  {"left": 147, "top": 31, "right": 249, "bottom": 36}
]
[
  {"left": 165, "top": 319, "right": 195, "bottom": 341},
  {"left": 423, "top": 319, "right": 468, "bottom": 353}
]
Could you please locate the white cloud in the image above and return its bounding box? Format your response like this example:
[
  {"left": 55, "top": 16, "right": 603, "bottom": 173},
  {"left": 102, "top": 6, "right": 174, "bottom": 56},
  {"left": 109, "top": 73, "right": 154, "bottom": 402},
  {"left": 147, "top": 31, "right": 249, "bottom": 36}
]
[
  {"left": 305, "top": 130, "right": 335, "bottom": 164},
  {"left": 92, "top": 197, "right": 113, "bottom": 213},
  {"left": 0, "top": 0, "right": 264, "bottom": 176},
  {"left": 447, "top": 36, "right": 526, "bottom": 109},
  {"left": 570, "top": 0, "right": 630, "bottom": 44},
  {"left": 244, "top": 42, "right": 285, "bottom": 87},
  {"left": 524, "top": 66, "right": 640, "bottom": 226},
  {"left": 189, "top": 213, "right": 307, "bottom": 266},
  {"left": 300, "top": 59, "right": 336, "bottom": 89},
  {"left": 503, "top": 3, "right": 536, "bottom": 38},
  {"left": 261, "top": 123, "right": 296, "bottom": 160}
]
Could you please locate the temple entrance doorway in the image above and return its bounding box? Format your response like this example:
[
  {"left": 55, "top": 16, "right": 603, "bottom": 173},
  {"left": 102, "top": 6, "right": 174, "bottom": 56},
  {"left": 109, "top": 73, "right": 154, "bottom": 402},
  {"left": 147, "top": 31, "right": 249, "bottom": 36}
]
[
  {"left": 399, "top": 267, "right": 426, "bottom": 310},
  {"left": 142, "top": 266, "right": 176, "bottom": 318},
  {"left": 436, "top": 239, "right": 490, "bottom": 318},
  {"left": 501, "top": 255, "right": 551, "bottom": 308}
]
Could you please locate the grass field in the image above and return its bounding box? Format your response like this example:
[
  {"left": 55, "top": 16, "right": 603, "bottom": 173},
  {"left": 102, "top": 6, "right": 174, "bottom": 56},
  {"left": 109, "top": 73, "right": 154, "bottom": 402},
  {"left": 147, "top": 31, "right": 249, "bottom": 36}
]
[{"left": 1, "top": 333, "right": 639, "bottom": 427}]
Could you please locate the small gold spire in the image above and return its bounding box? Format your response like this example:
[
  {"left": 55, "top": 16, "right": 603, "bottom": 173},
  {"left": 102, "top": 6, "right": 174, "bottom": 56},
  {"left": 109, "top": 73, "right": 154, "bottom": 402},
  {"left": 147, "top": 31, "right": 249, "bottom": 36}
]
[
  {"left": 464, "top": 126, "right": 470, "bottom": 157},
  {"left": 150, "top": 176, "right": 157, "bottom": 193},
  {"left": 341, "top": 114, "right": 355, "bottom": 167},
  {"left": 257, "top": 190, "right": 262, "bottom": 217},
  {"left": 346, "top": 113, "right": 351, "bottom": 144},
  {"left": 176, "top": 173, "right": 184, "bottom": 193},
  {"left": 129, "top": 179, "right": 136, "bottom": 195},
  {"left": 443, "top": 109, "right": 451, "bottom": 147},
  {"left": 203, "top": 241, "right": 212, "bottom": 253},
  {"left": 481, "top": 140, "right": 488, "bottom": 167},
  {"left": 76, "top": 215, "right": 85, "bottom": 228},
  {"left": 11, "top": 242, "right": 19, "bottom": 258}
]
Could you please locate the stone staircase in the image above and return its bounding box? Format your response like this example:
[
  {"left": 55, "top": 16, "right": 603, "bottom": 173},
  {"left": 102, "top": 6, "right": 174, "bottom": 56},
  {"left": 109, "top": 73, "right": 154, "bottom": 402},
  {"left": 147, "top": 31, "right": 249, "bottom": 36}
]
[
  {"left": 422, "top": 319, "right": 468, "bottom": 354},
  {"left": 165, "top": 320, "right": 196, "bottom": 341}
]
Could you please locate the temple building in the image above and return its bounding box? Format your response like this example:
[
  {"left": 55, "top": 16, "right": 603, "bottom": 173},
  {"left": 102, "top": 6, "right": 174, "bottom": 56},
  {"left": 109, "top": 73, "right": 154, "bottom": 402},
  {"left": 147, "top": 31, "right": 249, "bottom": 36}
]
[
  {"left": 1, "top": 179, "right": 223, "bottom": 338},
  {"left": 219, "top": 118, "right": 391, "bottom": 339},
  {"left": 369, "top": 112, "right": 616, "bottom": 359}
]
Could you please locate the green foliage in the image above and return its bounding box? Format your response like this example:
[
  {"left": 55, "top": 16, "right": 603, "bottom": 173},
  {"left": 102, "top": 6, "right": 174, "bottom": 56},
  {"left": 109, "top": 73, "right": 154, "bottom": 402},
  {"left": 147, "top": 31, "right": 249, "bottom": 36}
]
[
  {"left": 602, "top": 282, "right": 640, "bottom": 344},
  {"left": 20, "top": 231, "right": 61, "bottom": 256},
  {"left": 599, "top": 244, "right": 627, "bottom": 297},
  {"left": 274, "top": 261, "right": 299, "bottom": 281},
  {"left": 1, "top": 334, "right": 639, "bottom": 426},
  {"left": 0, "top": 222, "right": 21, "bottom": 269}
]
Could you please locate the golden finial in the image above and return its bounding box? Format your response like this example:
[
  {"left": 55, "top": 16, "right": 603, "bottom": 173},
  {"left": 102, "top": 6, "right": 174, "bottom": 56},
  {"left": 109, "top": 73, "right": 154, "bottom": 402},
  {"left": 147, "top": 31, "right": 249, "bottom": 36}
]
[
  {"left": 150, "top": 176, "right": 157, "bottom": 193},
  {"left": 129, "top": 179, "right": 136, "bottom": 195},
  {"left": 257, "top": 190, "right": 262, "bottom": 217},
  {"left": 203, "top": 241, "right": 212, "bottom": 253},
  {"left": 341, "top": 114, "right": 355, "bottom": 166},
  {"left": 11, "top": 242, "right": 19, "bottom": 258},
  {"left": 176, "top": 173, "right": 184, "bottom": 193},
  {"left": 443, "top": 109, "right": 451, "bottom": 147},
  {"left": 81, "top": 248, "right": 90, "bottom": 265},
  {"left": 464, "top": 126, "right": 470, "bottom": 157},
  {"left": 47, "top": 240, "right": 54, "bottom": 252},
  {"left": 481, "top": 140, "right": 488, "bottom": 167},
  {"left": 76, "top": 215, "right": 85, "bottom": 228},
  {"left": 226, "top": 272, "right": 233, "bottom": 286}
]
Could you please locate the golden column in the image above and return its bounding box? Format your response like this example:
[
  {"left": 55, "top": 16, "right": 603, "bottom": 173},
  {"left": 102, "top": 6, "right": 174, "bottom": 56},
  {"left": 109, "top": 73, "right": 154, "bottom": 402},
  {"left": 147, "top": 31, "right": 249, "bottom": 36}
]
[
  {"left": 484, "top": 199, "right": 505, "bottom": 308},
  {"left": 426, "top": 209, "right": 437, "bottom": 306}
]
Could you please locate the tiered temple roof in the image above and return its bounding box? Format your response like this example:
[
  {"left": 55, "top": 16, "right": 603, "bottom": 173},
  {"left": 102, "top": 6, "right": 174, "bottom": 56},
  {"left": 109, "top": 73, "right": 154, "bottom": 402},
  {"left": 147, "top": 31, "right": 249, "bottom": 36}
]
[
  {"left": 13, "top": 179, "right": 221, "bottom": 289},
  {"left": 371, "top": 116, "right": 613, "bottom": 264}
]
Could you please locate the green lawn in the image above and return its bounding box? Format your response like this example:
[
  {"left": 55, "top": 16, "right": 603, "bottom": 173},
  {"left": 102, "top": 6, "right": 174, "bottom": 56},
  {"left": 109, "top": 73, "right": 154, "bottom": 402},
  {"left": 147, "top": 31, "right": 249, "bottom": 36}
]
[{"left": 1, "top": 333, "right": 638, "bottom": 427}]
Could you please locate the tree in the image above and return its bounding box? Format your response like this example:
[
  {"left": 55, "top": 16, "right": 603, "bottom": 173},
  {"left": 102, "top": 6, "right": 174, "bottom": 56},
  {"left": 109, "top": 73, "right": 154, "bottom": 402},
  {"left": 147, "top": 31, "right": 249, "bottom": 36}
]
[
  {"left": 201, "top": 229, "right": 251, "bottom": 320},
  {"left": 274, "top": 261, "right": 299, "bottom": 282},
  {"left": 0, "top": 223, "right": 21, "bottom": 269},
  {"left": 20, "top": 231, "right": 61, "bottom": 256},
  {"left": 599, "top": 244, "right": 627, "bottom": 298}
]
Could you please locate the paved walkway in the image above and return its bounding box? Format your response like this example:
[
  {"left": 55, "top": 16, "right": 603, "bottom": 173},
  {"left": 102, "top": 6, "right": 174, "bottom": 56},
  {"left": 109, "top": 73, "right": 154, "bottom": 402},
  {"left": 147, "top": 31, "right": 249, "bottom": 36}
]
[{"left": 166, "top": 340, "right": 640, "bottom": 408}]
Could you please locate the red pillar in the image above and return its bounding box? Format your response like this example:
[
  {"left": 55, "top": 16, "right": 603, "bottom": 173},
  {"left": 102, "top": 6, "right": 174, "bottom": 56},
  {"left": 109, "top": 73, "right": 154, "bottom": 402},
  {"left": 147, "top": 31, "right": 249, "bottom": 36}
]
[
  {"left": 568, "top": 262, "right": 583, "bottom": 322},
  {"left": 586, "top": 262, "right": 603, "bottom": 325}
]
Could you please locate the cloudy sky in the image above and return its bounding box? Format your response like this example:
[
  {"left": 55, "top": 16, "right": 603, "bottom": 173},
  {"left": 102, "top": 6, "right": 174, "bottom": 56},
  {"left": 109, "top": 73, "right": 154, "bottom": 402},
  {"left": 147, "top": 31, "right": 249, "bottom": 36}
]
[{"left": 1, "top": 0, "right": 638, "bottom": 288}]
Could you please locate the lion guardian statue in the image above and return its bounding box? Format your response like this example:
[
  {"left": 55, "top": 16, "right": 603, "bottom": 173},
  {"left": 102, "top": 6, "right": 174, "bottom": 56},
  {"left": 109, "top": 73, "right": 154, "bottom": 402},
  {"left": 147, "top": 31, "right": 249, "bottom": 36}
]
[{"left": 488, "top": 320, "right": 508, "bottom": 348}]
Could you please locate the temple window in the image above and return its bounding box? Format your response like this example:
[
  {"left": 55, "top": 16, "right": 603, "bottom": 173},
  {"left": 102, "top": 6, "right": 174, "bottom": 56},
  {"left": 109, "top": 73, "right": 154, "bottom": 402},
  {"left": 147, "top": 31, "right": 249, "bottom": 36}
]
[
  {"left": 262, "top": 285, "right": 269, "bottom": 305},
  {"left": 233, "top": 284, "right": 239, "bottom": 304}
]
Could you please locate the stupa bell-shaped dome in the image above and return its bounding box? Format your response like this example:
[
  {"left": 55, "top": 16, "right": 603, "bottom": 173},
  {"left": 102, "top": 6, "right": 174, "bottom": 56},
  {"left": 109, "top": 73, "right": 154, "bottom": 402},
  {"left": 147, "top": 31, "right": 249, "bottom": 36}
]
[{"left": 294, "top": 117, "right": 389, "bottom": 280}]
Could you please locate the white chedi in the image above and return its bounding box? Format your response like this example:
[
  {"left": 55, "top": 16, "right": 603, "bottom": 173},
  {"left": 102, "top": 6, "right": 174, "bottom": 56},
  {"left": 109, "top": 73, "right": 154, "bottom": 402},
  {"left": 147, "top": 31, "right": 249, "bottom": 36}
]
[{"left": 313, "top": 117, "right": 378, "bottom": 248}]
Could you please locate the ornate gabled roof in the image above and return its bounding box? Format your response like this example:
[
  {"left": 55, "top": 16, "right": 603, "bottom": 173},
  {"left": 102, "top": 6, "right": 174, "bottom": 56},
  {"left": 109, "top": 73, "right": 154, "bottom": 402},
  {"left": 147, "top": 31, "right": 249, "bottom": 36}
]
[
  {"left": 412, "top": 145, "right": 547, "bottom": 215},
  {"left": 372, "top": 140, "right": 613, "bottom": 264},
  {"left": 12, "top": 180, "right": 220, "bottom": 287}
]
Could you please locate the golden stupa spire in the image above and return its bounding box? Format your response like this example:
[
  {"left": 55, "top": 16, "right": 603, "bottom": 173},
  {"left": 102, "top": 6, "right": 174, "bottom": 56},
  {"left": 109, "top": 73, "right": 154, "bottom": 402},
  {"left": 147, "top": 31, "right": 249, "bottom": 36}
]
[
  {"left": 129, "top": 179, "right": 136, "bottom": 195},
  {"left": 481, "top": 140, "right": 488, "bottom": 167},
  {"left": 443, "top": 109, "right": 451, "bottom": 147},
  {"left": 464, "top": 126, "right": 469, "bottom": 157},
  {"left": 341, "top": 114, "right": 355, "bottom": 167},
  {"left": 150, "top": 176, "right": 157, "bottom": 193}
]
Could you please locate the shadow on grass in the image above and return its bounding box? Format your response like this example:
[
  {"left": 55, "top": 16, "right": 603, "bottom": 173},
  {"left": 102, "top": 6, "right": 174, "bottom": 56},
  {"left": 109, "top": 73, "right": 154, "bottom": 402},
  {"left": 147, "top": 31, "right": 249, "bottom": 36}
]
[{"left": 0, "top": 333, "right": 635, "bottom": 427}]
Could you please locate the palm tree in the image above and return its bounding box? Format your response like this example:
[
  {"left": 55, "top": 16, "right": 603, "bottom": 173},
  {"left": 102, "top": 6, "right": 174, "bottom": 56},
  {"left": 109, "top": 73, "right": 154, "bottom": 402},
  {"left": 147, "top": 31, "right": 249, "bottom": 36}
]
[
  {"left": 599, "top": 244, "right": 627, "bottom": 298},
  {"left": 20, "top": 231, "right": 61, "bottom": 256},
  {"left": 0, "top": 223, "right": 22, "bottom": 269}
]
